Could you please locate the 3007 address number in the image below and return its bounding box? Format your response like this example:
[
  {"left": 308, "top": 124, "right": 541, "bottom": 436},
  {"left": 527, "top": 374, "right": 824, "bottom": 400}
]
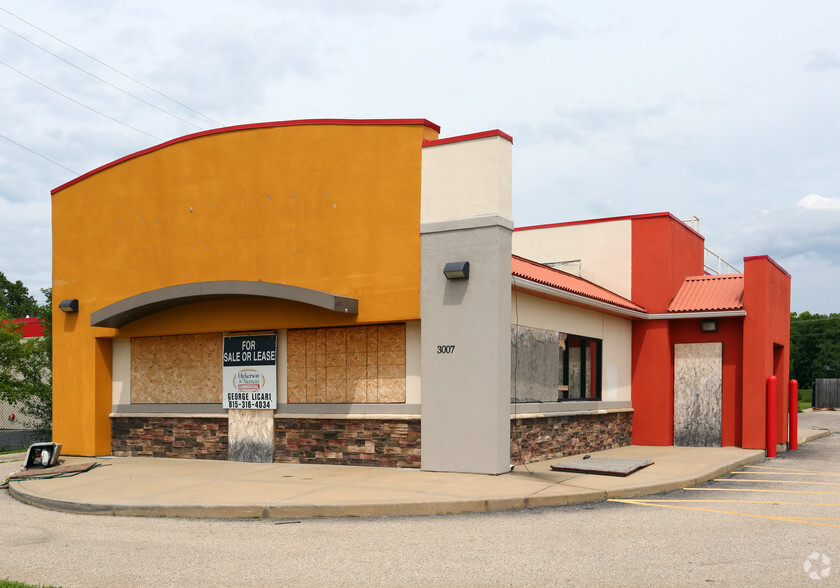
[{"left": 437, "top": 345, "right": 455, "bottom": 354}]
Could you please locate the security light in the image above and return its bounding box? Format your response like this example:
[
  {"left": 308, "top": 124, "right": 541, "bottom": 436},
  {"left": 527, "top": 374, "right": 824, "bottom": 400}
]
[
  {"left": 59, "top": 299, "right": 79, "bottom": 313},
  {"left": 443, "top": 261, "right": 470, "bottom": 280},
  {"left": 700, "top": 319, "right": 717, "bottom": 332}
]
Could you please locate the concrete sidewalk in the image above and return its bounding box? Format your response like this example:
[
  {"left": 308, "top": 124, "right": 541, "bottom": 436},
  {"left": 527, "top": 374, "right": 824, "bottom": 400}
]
[{"left": 2, "top": 428, "right": 829, "bottom": 519}]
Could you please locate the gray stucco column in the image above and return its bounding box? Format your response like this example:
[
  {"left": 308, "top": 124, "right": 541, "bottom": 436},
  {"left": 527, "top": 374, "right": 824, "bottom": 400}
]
[{"left": 420, "top": 216, "right": 513, "bottom": 474}]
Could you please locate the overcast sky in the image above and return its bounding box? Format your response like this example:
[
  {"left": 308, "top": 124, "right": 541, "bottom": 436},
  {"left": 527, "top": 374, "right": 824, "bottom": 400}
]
[{"left": 1, "top": 1, "right": 838, "bottom": 313}]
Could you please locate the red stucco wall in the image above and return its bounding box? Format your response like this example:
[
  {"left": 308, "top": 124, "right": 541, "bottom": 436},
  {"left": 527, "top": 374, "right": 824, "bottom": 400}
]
[
  {"left": 669, "top": 317, "right": 744, "bottom": 446},
  {"left": 631, "top": 214, "right": 706, "bottom": 445},
  {"left": 741, "top": 256, "right": 792, "bottom": 449},
  {"left": 631, "top": 214, "right": 705, "bottom": 313}
]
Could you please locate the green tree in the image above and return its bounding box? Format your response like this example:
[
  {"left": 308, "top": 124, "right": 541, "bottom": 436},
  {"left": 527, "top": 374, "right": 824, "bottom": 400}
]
[
  {"left": 0, "top": 287, "right": 51, "bottom": 435},
  {"left": 0, "top": 271, "right": 39, "bottom": 318},
  {"left": 790, "top": 312, "right": 840, "bottom": 388}
]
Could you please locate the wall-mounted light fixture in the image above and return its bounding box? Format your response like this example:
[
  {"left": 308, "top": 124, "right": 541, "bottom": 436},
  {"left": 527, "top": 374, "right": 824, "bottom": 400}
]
[
  {"left": 443, "top": 261, "right": 470, "bottom": 280},
  {"left": 700, "top": 319, "right": 717, "bottom": 333},
  {"left": 59, "top": 299, "right": 79, "bottom": 313}
]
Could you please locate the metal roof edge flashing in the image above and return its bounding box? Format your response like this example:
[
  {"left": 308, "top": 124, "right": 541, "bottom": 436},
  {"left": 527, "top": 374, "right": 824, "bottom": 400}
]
[{"left": 647, "top": 310, "right": 747, "bottom": 320}]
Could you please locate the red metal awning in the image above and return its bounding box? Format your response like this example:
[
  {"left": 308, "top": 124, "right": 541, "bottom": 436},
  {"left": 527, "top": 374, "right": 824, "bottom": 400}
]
[
  {"left": 668, "top": 274, "right": 744, "bottom": 313},
  {"left": 512, "top": 255, "right": 645, "bottom": 314}
]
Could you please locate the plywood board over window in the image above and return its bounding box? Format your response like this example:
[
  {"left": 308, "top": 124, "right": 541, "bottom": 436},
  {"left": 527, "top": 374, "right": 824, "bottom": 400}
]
[
  {"left": 674, "top": 342, "right": 722, "bottom": 447},
  {"left": 287, "top": 324, "right": 406, "bottom": 403},
  {"left": 131, "top": 334, "right": 222, "bottom": 403},
  {"left": 511, "top": 325, "right": 601, "bottom": 402}
]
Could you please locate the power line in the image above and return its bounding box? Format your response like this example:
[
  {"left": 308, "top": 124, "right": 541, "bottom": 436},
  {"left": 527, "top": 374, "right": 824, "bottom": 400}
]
[
  {"left": 0, "top": 131, "right": 77, "bottom": 174},
  {"left": 0, "top": 58, "right": 162, "bottom": 140},
  {"left": 0, "top": 6, "right": 223, "bottom": 128},
  {"left": 0, "top": 23, "right": 206, "bottom": 131},
  {"left": 792, "top": 316, "right": 840, "bottom": 323}
]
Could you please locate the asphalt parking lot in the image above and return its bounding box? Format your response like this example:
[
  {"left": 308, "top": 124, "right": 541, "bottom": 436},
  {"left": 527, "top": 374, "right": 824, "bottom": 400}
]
[
  {"left": 616, "top": 413, "right": 840, "bottom": 532},
  {"left": 609, "top": 416, "right": 840, "bottom": 585},
  {"left": 1, "top": 414, "right": 839, "bottom": 587}
]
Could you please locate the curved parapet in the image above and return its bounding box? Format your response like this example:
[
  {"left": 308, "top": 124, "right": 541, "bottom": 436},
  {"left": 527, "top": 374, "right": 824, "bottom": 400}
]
[{"left": 91, "top": 280, "right": 358, "bottom": 328}]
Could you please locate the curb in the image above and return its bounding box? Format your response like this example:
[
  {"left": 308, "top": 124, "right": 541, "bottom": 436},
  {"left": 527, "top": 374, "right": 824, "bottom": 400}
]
[
  {"left": 8, "top": 482, "right": 607, "bottom": 519},
  {"left": 7, "top": 451, "right": 767, "bottom": 519},
  {"left": 801, "top": 429, "right": 831, "bottom": 443},
  {"left": 603, "top": 449, "right": 766, "bottom": 499}
]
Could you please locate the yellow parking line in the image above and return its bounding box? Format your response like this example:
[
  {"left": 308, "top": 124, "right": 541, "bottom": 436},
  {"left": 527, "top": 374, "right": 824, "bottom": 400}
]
[
  {"left": 715, "top": 478, "right": 840, "bottom": 486},
  {"left": 624, "top": 499, "right": 840, "bottom": 506},
  {"left": 610, "top": 499, "right": 840, "bottom": 528},
  {"left": 744, "top": 465, "right": 840, "bottom": 476},
  {"left": 685, "top": 487, "right": 840, "bottom": 496},
  {"left": 735, "top": 471, "right": 840, "bottom": 477}
]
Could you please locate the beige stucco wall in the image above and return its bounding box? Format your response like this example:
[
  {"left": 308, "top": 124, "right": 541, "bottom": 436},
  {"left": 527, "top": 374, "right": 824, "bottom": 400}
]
[
  {"left": 511, "top": 291, "right": 632, "bottom": 402},
  {"left": 512, "top": 220, "right": 633, "bottom": 299},
  {"left": 405, "top": 321, "right": 421, "bottom": 404},
  {"left": 420, "top": 133, "right": 513, "bottom": 474},
  {"left": 112, "top": 338, "right": 130, "bottom": 406},
  {"left": 421, "top": 135, "right": 512, "bottom": 224}
]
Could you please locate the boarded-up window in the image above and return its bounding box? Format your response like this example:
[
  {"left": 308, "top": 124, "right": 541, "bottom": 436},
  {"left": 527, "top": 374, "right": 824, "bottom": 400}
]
[
  {"left": 287, "top": 324, "right": 406, "bottom": 404},
  {"left": 511, "top": 326, "right": 601, "bottom": 402},
  {"left": 131, "top": 334, "right": 222, "bottom": 403},
  {"left": 674, "top": 342, "right": 722, "bottom": 447}
]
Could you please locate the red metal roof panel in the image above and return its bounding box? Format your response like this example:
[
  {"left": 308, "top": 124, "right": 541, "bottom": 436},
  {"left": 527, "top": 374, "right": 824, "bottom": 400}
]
[
  {"left": 668, "top": 274, "right": 744, "bottom": 313},
  {"left": 512, "top": 255, "right": 645, "bottom": 313}
]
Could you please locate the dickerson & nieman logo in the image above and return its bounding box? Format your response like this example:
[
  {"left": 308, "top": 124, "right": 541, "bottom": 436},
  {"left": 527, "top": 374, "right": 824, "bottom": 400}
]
[{"left": 233, "top": 369, "right": 266, "bottom": 393}]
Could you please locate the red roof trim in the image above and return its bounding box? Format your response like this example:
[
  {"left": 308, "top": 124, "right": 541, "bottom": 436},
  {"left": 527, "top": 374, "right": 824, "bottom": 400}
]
[
  {"left": 515, "top": 212, "right": 671, "bottom": 231},
  {"left": 743, "top": 255, "right": 791, "bottom": 278},
  {"left": 422, "top": 129, "right": 513, "bottom": 147},
  {"left": 512, "top": 255, "right": 645, "bottom": 314},
  {"left": 52, "top": 118, "right": 441, "bottom": 195},
  {"left": 515, "top": 212, "right": 704, "bottom": 240}
]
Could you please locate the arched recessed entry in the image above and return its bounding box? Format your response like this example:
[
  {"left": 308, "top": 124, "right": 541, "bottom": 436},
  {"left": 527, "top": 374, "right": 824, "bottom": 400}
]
[{"left": 90, "top": 281, "right": 358, "bottom": 328}]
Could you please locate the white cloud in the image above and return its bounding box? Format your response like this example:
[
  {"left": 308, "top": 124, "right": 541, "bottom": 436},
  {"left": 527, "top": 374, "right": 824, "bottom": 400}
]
[
  {"left": 3, "top": 0, "right": 840, "bottom": 316},
  {"left": 798, "top": 193, "right": 840, "bottom": 211},
  {"left": 804, "top": 50, "right": 840, "bottom": 73}
]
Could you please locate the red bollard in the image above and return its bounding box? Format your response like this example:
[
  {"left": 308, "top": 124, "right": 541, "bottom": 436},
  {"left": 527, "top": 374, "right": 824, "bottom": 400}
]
[
  {"left": 789, "top": 379, "right": 799, "bottom": 451},
  {"left": 767, "top": 375, "right": 777, "bottom": 457}
]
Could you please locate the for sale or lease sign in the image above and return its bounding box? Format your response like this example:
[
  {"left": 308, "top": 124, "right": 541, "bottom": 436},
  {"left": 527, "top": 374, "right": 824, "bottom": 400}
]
[{"left": 223, "top": 334, "right": 277, "bottom": 409}]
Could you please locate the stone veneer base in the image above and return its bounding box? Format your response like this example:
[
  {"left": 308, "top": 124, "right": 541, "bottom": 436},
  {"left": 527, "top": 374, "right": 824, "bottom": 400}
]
[
  {"left": 510, "top": 411, "right": 633, "bottom": 465},
  {"left": 274, "top": 418, "right": 421, "bottom": 468},
  {"left": 112, "top": 412, "right": 629, "bottom": 467},
  {"left": 111, "top": 416, "right": 422, "bottom": 468},
  {"left": 111, "top": 416, "right": 229, "bottom": 459}
]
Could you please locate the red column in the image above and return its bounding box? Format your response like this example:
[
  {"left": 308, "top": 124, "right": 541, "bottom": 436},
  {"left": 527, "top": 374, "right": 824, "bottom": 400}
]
[
  {"left": 789, "top": 379, "right": 799, "bottom": 451},
  {"left": 766, "top": 375, "right": 777, "bottom": 457}
]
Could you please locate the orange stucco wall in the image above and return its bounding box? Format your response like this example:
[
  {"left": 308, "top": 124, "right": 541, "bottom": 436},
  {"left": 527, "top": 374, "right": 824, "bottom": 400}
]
[{"left": 52, "top": 120, "right": 439, "bottom": 455}]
